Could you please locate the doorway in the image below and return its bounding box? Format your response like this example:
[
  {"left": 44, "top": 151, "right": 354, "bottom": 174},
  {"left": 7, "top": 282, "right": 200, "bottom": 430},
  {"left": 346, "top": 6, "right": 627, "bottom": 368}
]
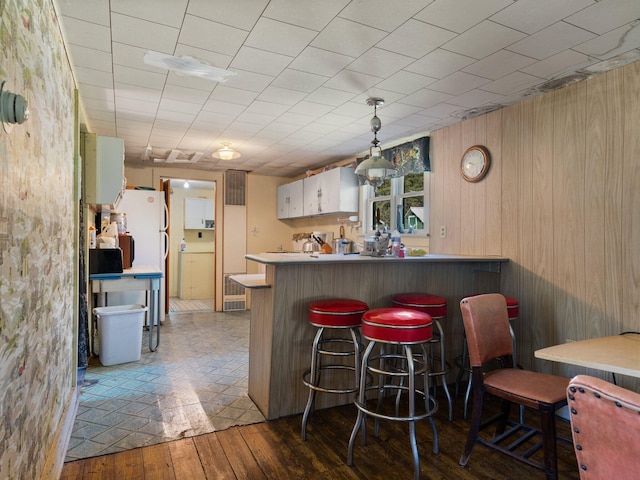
[{"left": 165, "top": 178, "right": 216, "bottom": 311}]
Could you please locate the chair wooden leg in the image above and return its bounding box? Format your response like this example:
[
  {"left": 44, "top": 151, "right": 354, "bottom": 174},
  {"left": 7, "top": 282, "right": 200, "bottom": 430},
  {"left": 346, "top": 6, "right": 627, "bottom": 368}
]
[
  {"left": 539, "top": 404, "right": 559, "bottom": 480},
  {"left": 460, "top": 367, "right": 485, "bottom": 466}
]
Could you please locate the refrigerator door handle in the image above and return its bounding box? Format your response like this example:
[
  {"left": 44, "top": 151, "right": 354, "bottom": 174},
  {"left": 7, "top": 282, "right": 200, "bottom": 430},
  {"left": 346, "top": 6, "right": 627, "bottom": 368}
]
[
  {"left": 161, "top": 231, "right": 169, "bottom": 259},
  {"left": 161, "top": 202, "right": 169, "bottom": 232}
]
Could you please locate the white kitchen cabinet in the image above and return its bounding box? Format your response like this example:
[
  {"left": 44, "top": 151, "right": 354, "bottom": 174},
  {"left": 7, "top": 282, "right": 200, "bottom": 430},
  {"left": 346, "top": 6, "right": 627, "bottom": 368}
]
[
  {"left": 184, "top": 197, "right": 215, "bottom": 229},
  {"left": 83, "top": 133, "right": 125, "bottom": 208},
  {"left": 303, "top": 167, "right": 359, "bottom": 216},
  {"left": 276, "top": 179, "right": 304, "bottom": 219}
]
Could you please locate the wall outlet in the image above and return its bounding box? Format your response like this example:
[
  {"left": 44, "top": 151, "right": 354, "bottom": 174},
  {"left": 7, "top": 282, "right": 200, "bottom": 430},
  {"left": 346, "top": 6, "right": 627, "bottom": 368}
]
[{"left": 439, "top": 225, "right": 447, "bottom": 238}]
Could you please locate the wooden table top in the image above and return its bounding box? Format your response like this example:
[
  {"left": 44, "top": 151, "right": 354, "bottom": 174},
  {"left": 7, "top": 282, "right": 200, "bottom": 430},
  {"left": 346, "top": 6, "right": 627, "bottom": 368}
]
[{"left": 535, "top": 333, "right": 640, "bottom": 378}]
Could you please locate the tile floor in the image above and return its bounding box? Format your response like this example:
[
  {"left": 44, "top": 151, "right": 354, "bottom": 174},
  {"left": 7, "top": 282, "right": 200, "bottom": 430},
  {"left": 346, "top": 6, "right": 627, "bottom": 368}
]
[{"left": 64, "top": 303, "right": 265, "bottom": 462}]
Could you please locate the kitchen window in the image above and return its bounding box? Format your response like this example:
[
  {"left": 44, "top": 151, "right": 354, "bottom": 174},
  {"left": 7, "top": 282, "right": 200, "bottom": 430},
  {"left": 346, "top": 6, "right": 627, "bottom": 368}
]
[{"left": 362, "top": 172, "right": 429, "bottom": 235}]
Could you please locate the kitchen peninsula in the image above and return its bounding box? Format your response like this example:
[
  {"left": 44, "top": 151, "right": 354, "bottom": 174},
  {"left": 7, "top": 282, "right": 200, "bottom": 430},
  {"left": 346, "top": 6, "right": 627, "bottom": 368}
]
[{"left": 236, "top": 253, "right": 509, "bottom": 420}]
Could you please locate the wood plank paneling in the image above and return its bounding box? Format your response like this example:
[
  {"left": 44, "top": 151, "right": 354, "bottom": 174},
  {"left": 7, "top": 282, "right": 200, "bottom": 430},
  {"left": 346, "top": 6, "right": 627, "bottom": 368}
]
[{"left": 429, "top": 61, "right": 640, "bottom": 391}]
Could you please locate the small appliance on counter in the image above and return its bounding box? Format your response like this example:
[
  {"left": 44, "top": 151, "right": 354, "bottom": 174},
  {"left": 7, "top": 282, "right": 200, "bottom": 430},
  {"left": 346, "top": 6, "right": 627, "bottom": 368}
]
[
  {"left": 118, "top": 234, "right": 134, "bottom": 268},
  {"left": 89, "top": 248, "right": 123, "bottom": 274}
]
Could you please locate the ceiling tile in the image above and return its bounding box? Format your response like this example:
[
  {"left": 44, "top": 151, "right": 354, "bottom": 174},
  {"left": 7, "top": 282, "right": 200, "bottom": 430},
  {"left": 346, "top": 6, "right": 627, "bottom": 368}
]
[
  {"left": 565, "top": 0, "right": 640, "bottom": 35},
  {"left": 507, "top": 21, "right": 596, "bottom": 60},
  {"left": 57, "top": 0, "right": 110, "bottom": 25},
  {"left": 520, "top": 49, "right": 593, "bottom": 78},
  {"left": 111, "top": 0, "right": 188, "bottom": 28},
  {"left": 375, "top": 71, "right": 437, "bottom": 94},
  {"left": 446, "top": 89, "right": 503, "bottom": 108},
  {"left": 288, "top": 47, "right": 354, "bottom": 77},
  {"left": 163, "top": 84, "right": 212, "bottom": 104},
  {"left": 463, "top": 50, "right": 537, "bottom": 80},
  {"left": 179, "top": 15, "right": 248, "bottom": 56},
  {"left": 82, "top": 97, "right": 115, "bottom": 112},
  {"left": 480, "top": 71, "right": 543, "bottom": 95},
  {"left": 78, "top": 84, "right": 114, "bottom": 101},
  {"left": 173, "top": 44, "right": 234, "bottom": 70},
  {"left": 116, "top": 96, "right": 158, "bottom": 114},
  {"left": 245, "top": 17, "right": 317, "bottom": 57},
  {"left": 158, "top": 98, "right": 202, "bottom": 115},
  {"left": 572, "top": 23, "right": 640, "bottom": 60},
  {"left": 339, "top": 0, "right": 432, "bottom": 32},
  {"left": 443, "top": 20, "right": 527, "bottom": 59},
  {"left": 323, "top": 70, "right": 384, "bottom": 94},
  {"left": 264, "top": 0, "right": 350, "bottom": 31},
  {"left": 74, "top": 66, "right": 114, "bottom": 88},
  {"left": 303, "top": 88, "right": 356, "bottom": 107},
  {"left": 420, "top": 102, "right": 465, "bottom": 119},
  {"left": 405, "top": 48, "right": 476, "bottom": 79},
  {"left": 428, "top": 71, "right": 491, "bottom": 95},
  {"left": 287, "top": 101, "right": 334, "bottom": 117},
  {"left": 186, "top": 0, "right": 269, "bottom": 31},
  {"left": 245, "top": 101, "right": 290, "bottom": 117},
  {"left": 490, "top": 0, "right": 595, "bottom": 34},
  {"left": 258, "top": 86, "right": 308, "bottom": 106},
  {"left": 67, "top": 44, "right": 112, "bottom": 72},
  {"left": 59, "top": 17, "right": 111, "bottom": 51},
  {"left": 415, "top": 0, "right": 513, "bottom": 34},
  {"left": 272, "top": 70, "right": 329, "bottom": 93},
  {"left": 399, "top": 88, "right": 453, "bottom": 108},
  {"left": 111, "top": 12, "right": 179, "bottom": 54},
  {"left": 113, "top": 83, "right": 162, "bottom": 103},
  {"left": 346, "top": 48, "right": 415, "bottom": 78},
  {"left": 377, "top": 19, "right": 458, "bottom": 59},
  {"left": 114, "top": 65, "right": 166, "bottom": 89},
  {"left": 311, "top": 18, "right": 387, "bottom": 57},
  {"left": 223, "top": 69, "right": 274, "bottom": 93},
  {"left": 208, "top": 86, "right": 259, "bottom": 106},
  {"left": 230, "top": 46, "right": 292, "bottom": 77}
]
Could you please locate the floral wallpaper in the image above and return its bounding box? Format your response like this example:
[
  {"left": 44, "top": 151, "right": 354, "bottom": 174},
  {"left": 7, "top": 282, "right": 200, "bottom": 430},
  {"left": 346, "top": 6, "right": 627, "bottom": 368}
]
[{"left": 0, "top": 0, "right": 76, "bottom": 478}]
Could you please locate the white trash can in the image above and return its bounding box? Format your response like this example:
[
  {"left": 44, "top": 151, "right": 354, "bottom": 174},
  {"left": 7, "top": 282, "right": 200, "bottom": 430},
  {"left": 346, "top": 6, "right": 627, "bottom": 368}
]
[{"left": 93, "top": 304, "right": 148, "bottom": 366}]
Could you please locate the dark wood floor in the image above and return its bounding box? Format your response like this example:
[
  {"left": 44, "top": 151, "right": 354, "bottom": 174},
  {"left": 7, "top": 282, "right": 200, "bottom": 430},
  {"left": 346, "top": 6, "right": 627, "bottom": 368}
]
[{"left": 61, "top": 391, "right": 580, "bottom": 480}]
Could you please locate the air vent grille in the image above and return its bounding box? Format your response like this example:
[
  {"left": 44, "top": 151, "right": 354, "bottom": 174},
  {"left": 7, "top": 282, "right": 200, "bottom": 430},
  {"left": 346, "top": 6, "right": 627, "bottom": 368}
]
[
  {"left": 223, "top": 274, "right": 246, "bottom": 311},
  {"left": 225, "top": 170, "right": 246, "bottom": 206}
]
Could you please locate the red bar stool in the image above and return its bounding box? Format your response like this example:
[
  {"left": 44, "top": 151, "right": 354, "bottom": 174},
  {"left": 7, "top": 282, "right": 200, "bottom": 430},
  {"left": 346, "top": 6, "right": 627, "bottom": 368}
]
[
  {"left": 391, "top": 293, "right": 452, "bottom": 421},
  {"left": 301, "top": 298, "right": 368, "bottom": 440},
  {"left": 347, "top": 308, "right": 439, "bottom": 480},
  {"left": 455, "top": 295, "right": 519, "bottom": 419}
]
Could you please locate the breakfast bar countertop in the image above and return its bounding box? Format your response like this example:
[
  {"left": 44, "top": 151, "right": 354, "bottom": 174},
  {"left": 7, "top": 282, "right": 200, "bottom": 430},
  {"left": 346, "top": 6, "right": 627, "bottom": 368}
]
[{"left": 246, "top": 252, "right": 509, "bottom": 265}]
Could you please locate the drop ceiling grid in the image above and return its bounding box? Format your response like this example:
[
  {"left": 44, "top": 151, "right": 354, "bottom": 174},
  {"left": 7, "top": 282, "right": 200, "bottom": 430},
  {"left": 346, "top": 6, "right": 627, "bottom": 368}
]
[{"left": 54, "top": 0, "right": 640, "bottom": 176}]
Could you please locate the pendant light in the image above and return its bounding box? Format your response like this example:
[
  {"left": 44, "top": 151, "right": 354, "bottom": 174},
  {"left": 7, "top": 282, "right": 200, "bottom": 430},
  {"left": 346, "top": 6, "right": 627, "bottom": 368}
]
[
  {"left": 355, "top": 97, "right": 396, "bottom": 188},
  {"left": 212, "top": 142, "right": 241, "bottom": 160}
]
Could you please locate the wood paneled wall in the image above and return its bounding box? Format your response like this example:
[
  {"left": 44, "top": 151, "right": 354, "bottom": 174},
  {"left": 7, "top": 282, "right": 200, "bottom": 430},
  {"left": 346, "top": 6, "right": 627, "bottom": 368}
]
[{"left": 430, "top": 61, "right": 640, "bottom": 391}]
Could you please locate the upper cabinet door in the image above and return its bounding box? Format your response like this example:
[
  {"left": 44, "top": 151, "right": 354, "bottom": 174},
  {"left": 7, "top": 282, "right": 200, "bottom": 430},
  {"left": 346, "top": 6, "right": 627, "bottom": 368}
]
[
  {"left": 277, "top": 179, "right": 303, "bottom": 219},
  {"left": 303, "top": 167, "right": 359, "bottom": 217}
]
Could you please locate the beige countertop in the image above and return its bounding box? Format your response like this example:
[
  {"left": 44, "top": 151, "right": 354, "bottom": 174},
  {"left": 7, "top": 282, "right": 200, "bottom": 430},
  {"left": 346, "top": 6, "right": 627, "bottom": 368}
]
[{"left": 246, "top": 252, "right": 509, "bottom": 265}]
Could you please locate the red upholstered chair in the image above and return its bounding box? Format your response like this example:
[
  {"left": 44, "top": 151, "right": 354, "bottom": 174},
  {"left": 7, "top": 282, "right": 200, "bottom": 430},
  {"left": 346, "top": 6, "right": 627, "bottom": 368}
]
[
  {"left": 348, "top": 308, "right": 439, "bottom": 480},
  {"left": 459, "top": 294, "right": 569, "bottom": 480},
  {"left": 301, "top": 298, "right": 368, "bottom": 440},
  {"left": 456, "top": 294, "right": 520, "bottom": 419},
  {"left": 567, "top": 375, "right": 640, "bottom": 479}
]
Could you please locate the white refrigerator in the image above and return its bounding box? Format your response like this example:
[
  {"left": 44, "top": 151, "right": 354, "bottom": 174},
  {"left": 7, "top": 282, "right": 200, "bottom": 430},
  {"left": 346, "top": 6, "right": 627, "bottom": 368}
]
[{"left": 108, "top": 189, "right": 169, "bottom": 322}]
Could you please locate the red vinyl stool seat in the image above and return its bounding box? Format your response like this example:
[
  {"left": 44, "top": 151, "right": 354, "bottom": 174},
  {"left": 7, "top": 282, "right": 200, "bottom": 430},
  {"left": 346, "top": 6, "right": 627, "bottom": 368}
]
[
  {"left": 301, "top": 298, "right": 368, "bottom": 440},
  {"left": 391, "top": 293, "right": 452, "bottom": 421},
  {"left": 348, "top": 308, "right": 439, "bottom": 480},
  {"left": 455, "top": 295, "right": 520, "bottom": 420}
]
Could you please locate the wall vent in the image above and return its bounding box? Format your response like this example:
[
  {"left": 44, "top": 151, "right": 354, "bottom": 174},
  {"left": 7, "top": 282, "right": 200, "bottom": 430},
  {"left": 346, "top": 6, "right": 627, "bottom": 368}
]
[
  {"left": 225, "top": 170, "right": 247, "bottom": 206},
  {"left": 223, "top": 273, "right": 246, "bottom": 311}
]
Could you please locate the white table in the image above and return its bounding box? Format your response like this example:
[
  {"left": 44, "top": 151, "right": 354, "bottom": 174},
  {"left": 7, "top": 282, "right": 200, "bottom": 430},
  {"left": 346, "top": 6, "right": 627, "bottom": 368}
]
[
  {"left": 535, "top": 333, "right": 640, "bottom": 379},
  {"left": 90, "top": 265, "right": 163, "bottom": 352}
]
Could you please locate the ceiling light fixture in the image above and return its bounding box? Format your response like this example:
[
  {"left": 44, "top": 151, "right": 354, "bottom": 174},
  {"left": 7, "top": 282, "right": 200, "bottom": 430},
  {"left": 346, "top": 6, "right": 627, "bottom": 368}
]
[
  {"left": 143, "top": 50, "right": 236, "bottom": 83},
  {"left": 212, "top": 143, "right": 241, "bottom": 160},
  {"left": 355, "top": 97, "right": 396, "bottom": 188},
  {"left": 184, "top": 180, "right": 190, "bottom": 189}
]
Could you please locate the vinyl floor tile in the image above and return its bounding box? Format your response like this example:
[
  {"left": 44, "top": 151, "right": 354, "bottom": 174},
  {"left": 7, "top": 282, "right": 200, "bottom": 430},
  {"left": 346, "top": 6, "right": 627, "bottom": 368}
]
[{"left": 64, "top": 308, "right": 265, "bottom": 462}]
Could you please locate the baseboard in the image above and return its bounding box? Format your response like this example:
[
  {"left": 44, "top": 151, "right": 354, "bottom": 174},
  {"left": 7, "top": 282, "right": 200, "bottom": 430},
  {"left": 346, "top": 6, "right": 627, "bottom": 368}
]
[{"left": 40, "top": 385, "right": 79, "bottom": 480}]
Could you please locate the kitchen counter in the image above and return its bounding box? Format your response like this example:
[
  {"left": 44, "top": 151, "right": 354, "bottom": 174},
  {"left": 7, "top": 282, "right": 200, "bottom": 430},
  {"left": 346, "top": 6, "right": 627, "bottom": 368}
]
[
  {"left": 244, "top": 252, "right": 508, "bottom": 420},
  {"left": 90, "top": 265, "right": 163, "bottom": 352}
]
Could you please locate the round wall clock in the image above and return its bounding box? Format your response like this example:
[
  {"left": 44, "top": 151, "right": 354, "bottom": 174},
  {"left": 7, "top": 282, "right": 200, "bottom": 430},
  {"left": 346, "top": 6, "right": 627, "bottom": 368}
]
[{"left": 460, "top": 145, "right": 491, "bottom": 183}]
